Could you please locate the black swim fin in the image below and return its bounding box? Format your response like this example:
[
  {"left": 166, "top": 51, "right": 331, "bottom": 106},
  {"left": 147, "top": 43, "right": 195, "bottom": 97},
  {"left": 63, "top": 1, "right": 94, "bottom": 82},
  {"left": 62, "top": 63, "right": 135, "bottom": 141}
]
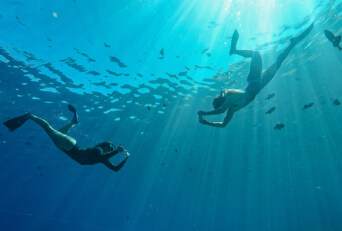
[
  {"left": 3, "top": 114, "right": 29, "bottom": 131},
  {"left": 67, "top": 104, "right": 78, "bottom": 124},
  {"left": 230, "top": 30, "right": 239, "bottom": 55}
]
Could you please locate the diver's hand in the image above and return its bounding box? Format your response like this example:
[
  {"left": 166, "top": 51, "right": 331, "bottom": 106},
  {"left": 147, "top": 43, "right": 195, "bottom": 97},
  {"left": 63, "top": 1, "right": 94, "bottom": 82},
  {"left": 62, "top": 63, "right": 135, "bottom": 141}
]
[
  {"left": 199, "top": 114, "right": 204, "bottom": 123},
  {"left": 197, "top": 110, "right": 206, "bottom": 116},
  {"left": 117, "top": 145, "right": 125, "bottom": 152},
  {"left": 124, "top": 152, "right": 130, "bottom": 158},
  {"left": 199, "top": 116, "right": 211, "bottom": 125}
]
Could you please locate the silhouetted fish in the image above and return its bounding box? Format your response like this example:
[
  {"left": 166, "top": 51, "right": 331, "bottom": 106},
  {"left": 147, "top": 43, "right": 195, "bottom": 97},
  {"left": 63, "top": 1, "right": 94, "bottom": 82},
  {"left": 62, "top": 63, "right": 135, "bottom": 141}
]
[
  {"left": 333, "top": 99, "right": 341, "bottom": 106},
  {"left": 274, "top": 124, "right": 285, "bottom": 130},
  {"left": 303, "top": 103, "right": 314, "bottom": 109},
  {"left": 265, "top": 93, "right": 275, "bottom": 100},
  {"left": 201, "top": 48, "right": 209, "bottom": 54},
  {"left": 324, "top": 30, "right": 342, "bottom": 51},
  {"left": 148, "top": 105, "right": 151, "bottom": 111},
  {"left": 104, "top": 43, "right": 111, "bottom": 48},
  {"left": 16, "top": 16, "right": 29, "bottom": 28},
  {"left": 160, "top": 49, "right": 164, "bottom": 56},
  {"left": 265, "top": 107, "right": 276, "bottom": 114},
  {"left": 36, "top": 165, "right": 44, "bottom": 170}
]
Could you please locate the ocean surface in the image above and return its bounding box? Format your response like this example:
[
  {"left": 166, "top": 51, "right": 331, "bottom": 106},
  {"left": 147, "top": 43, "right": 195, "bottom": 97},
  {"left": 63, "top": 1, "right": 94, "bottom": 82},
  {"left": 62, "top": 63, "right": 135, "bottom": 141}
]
[{"left": 1, "top": 0, "right": 342, "bottom": 230}]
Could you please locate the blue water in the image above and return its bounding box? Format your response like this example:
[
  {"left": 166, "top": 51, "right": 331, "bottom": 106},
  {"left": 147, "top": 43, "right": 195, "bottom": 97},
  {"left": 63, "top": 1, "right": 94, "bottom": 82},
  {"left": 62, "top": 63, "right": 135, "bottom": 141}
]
[{"left": 1, "top": 0, "right": 342, "bottom": 230}]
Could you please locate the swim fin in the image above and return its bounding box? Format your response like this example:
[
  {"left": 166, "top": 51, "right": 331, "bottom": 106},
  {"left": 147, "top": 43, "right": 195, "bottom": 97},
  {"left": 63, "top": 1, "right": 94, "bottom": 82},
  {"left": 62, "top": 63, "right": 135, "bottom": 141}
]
[
  {"left": 229, "top": 30, "right": 239, "bottom": 55},
  {"left": 3, "top": 114, "right": 29, "bottom": 131},
  {"left": 67, "top": 104, "right": 78, "bottom": 124}
]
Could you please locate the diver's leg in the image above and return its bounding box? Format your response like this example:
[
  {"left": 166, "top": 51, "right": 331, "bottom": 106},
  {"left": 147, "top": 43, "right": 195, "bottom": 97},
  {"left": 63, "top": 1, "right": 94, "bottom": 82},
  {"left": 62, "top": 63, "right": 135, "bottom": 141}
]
[
  {"left": 229, "top": 30, "right": 257, "bottom": 58},
  {"left": 58, "top": 104, "right": 79, "bottom": 134},
  {"left": 246, "top": 51, "right": 262, "bottom": 82},
  {"left": 261, "top": 43, "right": 295, "bottom": 88},
  {"left": 28, "top": 114, "right": 76, "bottom": 151},
  {"left": 58, "top": 121, "right": 76, "bottom": 135},
  {"left": 261, "top": 44, "right": 294, "bottom": 87},
  {"left": 262, "top": 23, "right": 314, "bottom": 87}
]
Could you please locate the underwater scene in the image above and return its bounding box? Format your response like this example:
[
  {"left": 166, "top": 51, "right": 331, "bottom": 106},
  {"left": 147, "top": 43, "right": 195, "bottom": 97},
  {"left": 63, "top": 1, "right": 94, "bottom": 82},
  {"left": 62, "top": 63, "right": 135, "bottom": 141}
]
[{"left": 1, "top": 0, "right": 342, "bottom": 230}]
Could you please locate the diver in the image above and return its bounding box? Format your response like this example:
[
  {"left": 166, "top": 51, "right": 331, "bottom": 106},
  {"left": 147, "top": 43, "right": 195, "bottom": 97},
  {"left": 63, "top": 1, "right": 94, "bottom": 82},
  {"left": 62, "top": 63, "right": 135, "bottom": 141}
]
[
  {"left": 198, "top": 23, "right": 314, "bottom": 128},
  {"left": 324, "top": 30, "right": 341, "bottom": 51},
  {"left": 3, "top": 104, "right": 130, "bottom": 172}
]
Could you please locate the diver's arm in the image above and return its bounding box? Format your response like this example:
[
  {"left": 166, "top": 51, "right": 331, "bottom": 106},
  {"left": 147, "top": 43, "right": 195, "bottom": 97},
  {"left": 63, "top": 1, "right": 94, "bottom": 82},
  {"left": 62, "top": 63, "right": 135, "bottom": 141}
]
[
  {"left": 102, "top": 157, "right": 128, "bottom": 172},
  {"left": 198, "top": 107, "right": 227, "bottom": 116},
  {"left": 199, "top": 109, "right": 234, "bottom": 128}
]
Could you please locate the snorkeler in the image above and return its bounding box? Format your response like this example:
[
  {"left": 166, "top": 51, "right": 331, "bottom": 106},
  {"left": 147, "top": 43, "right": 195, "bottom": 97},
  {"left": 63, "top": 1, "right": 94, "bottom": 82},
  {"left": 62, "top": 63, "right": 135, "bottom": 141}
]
[
  {"left": 198, "top": 23, "right": 314, "bottom": 128},
  {"left": 3, "top": 104, "right": 130, "bottom": 172},
  {"left": 324, "top": 30, "right": 341, "bottom": 51}
]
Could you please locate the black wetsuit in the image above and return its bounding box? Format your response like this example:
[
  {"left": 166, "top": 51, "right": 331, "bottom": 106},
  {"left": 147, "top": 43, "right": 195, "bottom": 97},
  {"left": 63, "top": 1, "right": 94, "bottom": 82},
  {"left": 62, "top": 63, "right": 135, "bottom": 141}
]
[{"left": 64, "top": 145, "right": 104, "bottom": 165}]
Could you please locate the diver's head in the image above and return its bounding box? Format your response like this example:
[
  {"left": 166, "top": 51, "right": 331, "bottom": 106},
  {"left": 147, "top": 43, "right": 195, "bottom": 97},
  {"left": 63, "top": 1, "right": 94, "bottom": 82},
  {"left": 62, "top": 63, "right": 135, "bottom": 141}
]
[
  {"left": 212, "top": 90, "right": 227, "bottom": 109},
  {"left": 212, "top": 89, "right": 243, "bottom": 109},
  {"left": 97, "top": 141, "right": 115, "bottom": 152}
]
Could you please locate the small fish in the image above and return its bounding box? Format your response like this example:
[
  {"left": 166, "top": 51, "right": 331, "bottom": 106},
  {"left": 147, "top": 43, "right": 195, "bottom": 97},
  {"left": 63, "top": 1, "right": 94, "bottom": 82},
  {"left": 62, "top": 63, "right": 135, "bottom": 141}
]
[
  {"left": 148, "top": 105, "right": 151, "bottom": 111},
  {"left": 265, "top": 107, "right": 276, "bottom": 114},
  {"left": 36, "top": 165, "right": 44, "bottom": 170},
  {"left": 174, "top": 149, "right": 178, "bottom": 152},
  {"left": 160, "top": 49, "right": 164, "bottom": 56},
  {"left": 303, "top": 103, "right": 314, "bottom": 109},
  {"left": 274, "top": 123, "right": 285, "bottom": 130},
  {"left": 104, "top": 43, "right": 111, "bottom": 48},
  {"left": 324, "top": 30, "right": 342, "bottom": 51},
  {"left": 265, "top": 93, "right": 275, "bottom": 100},
  {"left": 333, "top": 99, "right": 341, "bottom": 106},
  {"left": 201, "top": 48, "right": 209, "bottom": 54},
  {"left": 163, "top": 103, "right": 166, "bottom": 107}
]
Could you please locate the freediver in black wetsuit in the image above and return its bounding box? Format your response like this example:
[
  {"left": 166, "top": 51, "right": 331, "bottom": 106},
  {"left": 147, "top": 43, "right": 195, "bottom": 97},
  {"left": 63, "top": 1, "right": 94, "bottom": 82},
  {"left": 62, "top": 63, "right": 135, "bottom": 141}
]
[{"left": 3, "top": 104, "right": 130, "bottom": 172}]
